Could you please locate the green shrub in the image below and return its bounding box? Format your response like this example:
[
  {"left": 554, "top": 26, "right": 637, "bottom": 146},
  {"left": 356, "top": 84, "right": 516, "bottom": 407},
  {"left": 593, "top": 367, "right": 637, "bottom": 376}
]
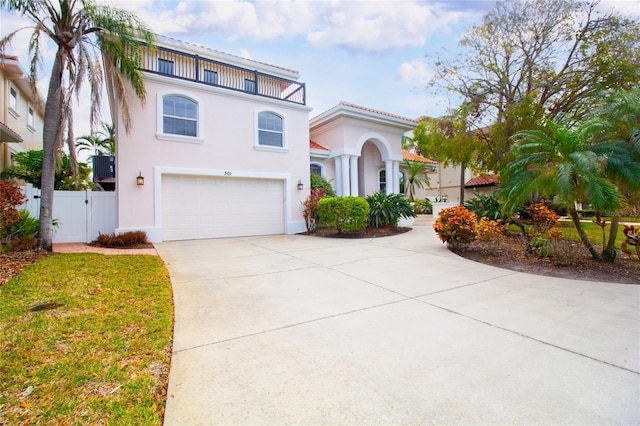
[
  {"left": 310, "top": 173, "right": 335, "bottom": 197},
  {"left": 433, "top": 205, "right": 477, "bottom": 249},
  {"left": 93, "top": 231, "right": 149, "bottom": 247},
  {"left": 413, "top": 198, "right": 433, "bottom": 214},
  {"left": 464, "top": 191, "right": 503, "bottom": 220},
  {"left": 366, "top": 191, "right": 416, "bottom": 228},
  {"left": 546, "top": 202, "right": 568, "bottom": 216},
  {"left": 317, "top": 196, "right": 369, "bottom": 233}
]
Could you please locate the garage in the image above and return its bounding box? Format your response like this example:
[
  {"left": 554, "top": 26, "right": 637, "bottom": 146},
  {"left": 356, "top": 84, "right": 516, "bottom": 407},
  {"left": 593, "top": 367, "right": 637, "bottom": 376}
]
[{"left": 162, "top": 175, "right": 285, "bottom": 241}]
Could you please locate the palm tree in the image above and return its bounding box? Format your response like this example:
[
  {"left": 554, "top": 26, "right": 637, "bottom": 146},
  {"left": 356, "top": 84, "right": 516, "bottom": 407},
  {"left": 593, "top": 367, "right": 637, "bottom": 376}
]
[
  {"left": 76, "top": 122, "right": 116, "bottom": 157},
  {"left": 501, "top": 118, "right": 625, "bottom": 260},
  {"left": 591, "top": 89, "right": 640, "bottom": 260},
  {"left": 76, "top": 134, "right": 108, "bottom": 157},
  {"left": 0, "top": 0, "right": 154, "bottom": 251},
  {"left": 401, "top": 160, "right": 431, "bottom": 202}
]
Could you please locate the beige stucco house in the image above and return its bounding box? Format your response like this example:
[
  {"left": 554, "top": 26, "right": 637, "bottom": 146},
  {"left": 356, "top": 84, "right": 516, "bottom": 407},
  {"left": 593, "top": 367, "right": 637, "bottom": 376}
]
[{"left": 0, "top": 55, "right": 44, "bottom": 172}]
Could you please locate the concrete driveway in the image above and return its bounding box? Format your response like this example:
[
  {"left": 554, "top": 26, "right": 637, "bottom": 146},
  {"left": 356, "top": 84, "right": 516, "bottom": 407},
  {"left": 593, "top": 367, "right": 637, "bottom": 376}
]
[{"left": 155, "top": 225, "right": 639, "bottom": 425}]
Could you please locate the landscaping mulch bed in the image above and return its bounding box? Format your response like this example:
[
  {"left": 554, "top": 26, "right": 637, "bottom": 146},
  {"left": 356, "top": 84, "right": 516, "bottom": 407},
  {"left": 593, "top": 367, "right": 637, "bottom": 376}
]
[
  {"left": 452, "top": 235, "right": 640, "bottom": 285},
  {"left": 302, "top": 226, "right": 411, "bottom": 238},
  {"left": 0, "top": 250, "right": 50, "bottom": 287}
]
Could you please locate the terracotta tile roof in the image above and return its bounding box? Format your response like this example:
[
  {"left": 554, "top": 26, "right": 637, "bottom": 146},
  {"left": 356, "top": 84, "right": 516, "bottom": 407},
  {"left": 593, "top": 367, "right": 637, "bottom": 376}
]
[
  {"left": 402, "top": 150, "right": 437, "bottom": 164},
  {"left": 339, "top": 101, "right": 420, "bottom": 123},
  {"left": 310, "top": 140, "right": 330, "bottom": 151},
  {"left": 464, "top": 174, "right": 499, "bottom": 188},
  {"left": 0, "top": 120, "right": 22, "bottom": 142},
  {"left": 0, "top": 54, "right": 19, "bottom": 61}
]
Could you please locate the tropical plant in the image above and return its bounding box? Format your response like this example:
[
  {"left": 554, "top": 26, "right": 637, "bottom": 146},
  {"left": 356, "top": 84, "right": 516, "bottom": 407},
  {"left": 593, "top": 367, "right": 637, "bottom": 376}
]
[
  {"left": 0, "top": 0, "right": 154, "bottom": 251},
  {"left": 476, "top": 217, "right": 507, "bottom": 244},
  {"left": 413, "top": 198, "right": 432, "bottom": 214},
  {"left": 302, "top": 188, "right": 328, "bottom": 232},
  {"left": 400, "top": 160, "right": 431, "bottom": 202},
  {"left": 528, "top": 203, "right": 559, "bottom": 235},
  {"left": 0, "top": 179, "right": 26, "bottom": 252},
  {"left": 433, "top": 205, "right": 477, "bottom": 249},
  {"left": 464, "top": 191, "right": 503, "bottom": 221},
  {"left": 501, "top": 118, "right": 625, "bottom": 260},
  {"left": 366, "top": 191, "right": 415, "bottom": 229},
  {"left": 1, "top": 150, "right": 93, "bottom": 190},
  {"left": 310, "top": 173, "right": 335, "bottom": 197},
  {"left": 589, "top": 89, "right": 640, "bottom": 260},
  {"left": 317, "top": 196, "right": 369, "bottom": 233}
]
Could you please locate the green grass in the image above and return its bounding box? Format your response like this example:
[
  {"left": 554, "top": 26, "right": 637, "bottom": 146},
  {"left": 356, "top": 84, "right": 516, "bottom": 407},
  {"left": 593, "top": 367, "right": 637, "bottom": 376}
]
[
  {"left": 0, "top": 254, "right": 173, "bottom": 425},
  {"left": 557, "top": 221, "right": 629, "bottom": 250}
]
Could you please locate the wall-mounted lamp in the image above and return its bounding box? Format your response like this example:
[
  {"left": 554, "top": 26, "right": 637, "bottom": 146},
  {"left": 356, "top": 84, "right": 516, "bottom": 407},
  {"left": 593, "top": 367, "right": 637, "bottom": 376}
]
[
  {"left": 442, "top": 194, "right": 448, "bottom": 202},
  {"left": 136, "top": 172, "right": 144, "bottom": 186},
  {"left": 297, "top": 179, "right": 304, "bottom": 190}
]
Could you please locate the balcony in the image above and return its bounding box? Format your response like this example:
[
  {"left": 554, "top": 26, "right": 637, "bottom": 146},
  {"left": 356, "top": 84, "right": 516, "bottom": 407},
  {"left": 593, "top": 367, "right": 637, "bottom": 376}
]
[{"left": 140, "top": 44, "right": 306, "bottom": 106}]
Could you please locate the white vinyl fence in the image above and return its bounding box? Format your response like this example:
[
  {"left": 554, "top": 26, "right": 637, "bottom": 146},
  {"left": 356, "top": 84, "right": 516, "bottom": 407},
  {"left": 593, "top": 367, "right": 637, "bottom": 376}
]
[{"left": 20, "top": 184, "right": 116, "bottom": 244}]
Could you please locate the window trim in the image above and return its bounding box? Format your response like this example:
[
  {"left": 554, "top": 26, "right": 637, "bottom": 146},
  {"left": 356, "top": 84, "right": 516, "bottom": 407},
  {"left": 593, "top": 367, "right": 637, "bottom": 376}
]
[
  {"left": 156, "top": 90, "right": 204, "bottom": 143},
  {"left": 255, "top": 110, "right": 287, "bottom": 152},
  {"left": 27, "top": 104, "right": 35, "bottom": 131},
  {"left": 8, "top": 84, "right": 19, "bottom": 118}
]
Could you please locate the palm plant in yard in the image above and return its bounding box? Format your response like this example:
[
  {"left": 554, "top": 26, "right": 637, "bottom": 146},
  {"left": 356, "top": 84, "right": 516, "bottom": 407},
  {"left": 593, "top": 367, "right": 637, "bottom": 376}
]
[
  {"left": 76, "top": 122, "right": 116, "bottom": 157},
  {"left": 0, "top": 0, "right": 154, "bottom": 251},
  {"left": 401, "top": 160, "right": 431, "bottom": 202},
  {"left": 501, "top": 118, "right": 625, "bottom": 260},
  {"left": 589, "top": 89, "right": 640, "bottom": 260}
]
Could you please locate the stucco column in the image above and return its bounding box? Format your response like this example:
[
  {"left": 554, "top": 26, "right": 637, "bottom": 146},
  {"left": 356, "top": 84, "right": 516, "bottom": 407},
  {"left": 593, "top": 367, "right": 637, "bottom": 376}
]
[
  {"left": 334, "top": 157, "right": 343, "bottom": 196},
  {"left": 349, "top": 155, "right": 359, "bottom": 197},
  {"left": 393, "top": 161, "right": 400, "bottom": 194},
  {"left": 341, "top": 155, "right": 350, "bottom": 196},
  {"left": 385, "top": 160, "right": 393, "bottom": 194}
]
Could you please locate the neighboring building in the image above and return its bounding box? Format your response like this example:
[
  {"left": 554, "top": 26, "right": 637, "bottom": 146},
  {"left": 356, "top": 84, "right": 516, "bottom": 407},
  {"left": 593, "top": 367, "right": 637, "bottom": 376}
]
[
  {"left": 422, "top": 165, "right": 498, "bottom": 204},
  {"left": 0, "top": 55, "right": 44, "bottom": 172},
  {"left": 106, "top": 36, "right": 312, "bottom": 242}
]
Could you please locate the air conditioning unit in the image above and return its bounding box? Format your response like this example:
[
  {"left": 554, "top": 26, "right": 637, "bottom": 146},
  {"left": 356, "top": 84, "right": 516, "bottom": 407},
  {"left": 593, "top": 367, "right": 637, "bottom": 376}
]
[{"left": 92, "top": 156, "right": 116, "bottom": 190}]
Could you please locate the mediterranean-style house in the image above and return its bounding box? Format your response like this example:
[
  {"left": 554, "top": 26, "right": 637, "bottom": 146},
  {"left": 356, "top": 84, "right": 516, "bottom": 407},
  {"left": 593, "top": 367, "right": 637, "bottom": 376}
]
[
  {"left": 0, "top": 55, "right": 44, "bottom": 173},
  {"left": 107, "top": 36, "right": 479, "bottom": 243}
]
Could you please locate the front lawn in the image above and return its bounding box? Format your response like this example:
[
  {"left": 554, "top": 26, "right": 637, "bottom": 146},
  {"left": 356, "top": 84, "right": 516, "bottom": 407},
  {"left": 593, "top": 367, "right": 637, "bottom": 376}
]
[
  {"left": 557, "top": 221, "right": 629, "bottom": 250},
  {"left": 0, "top": 253, "right": 173, "bottom": 425}
]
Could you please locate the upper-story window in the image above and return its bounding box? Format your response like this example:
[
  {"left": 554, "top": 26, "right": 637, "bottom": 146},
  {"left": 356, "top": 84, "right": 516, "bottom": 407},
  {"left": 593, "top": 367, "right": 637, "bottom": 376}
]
[
  {"left": 203, "top": 69, "right": 218, "bottom": 85},
  {"left": 27, "top": 105, "right": 35, "bottom": 129},
  {"left": 158, "top": 58, "right": 174, "bottom": 75},
  {"left": 162, "top": 95, "right": 197, "bottom": 137},
  {"left": 257, "top": 112, "right": 283, "bottom": 147},
  {"left": 9, "top": 86, "right": 18, "bottom": 113}
]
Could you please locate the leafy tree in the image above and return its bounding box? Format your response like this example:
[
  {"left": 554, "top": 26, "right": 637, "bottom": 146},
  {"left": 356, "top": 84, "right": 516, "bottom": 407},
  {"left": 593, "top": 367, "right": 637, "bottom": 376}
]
[
  {"left": 427, "top": 0, "right": 640, "bottom": 171},
  {"left": 501, "top": 118, "right": 625, "bottom": 260},
  {"left": 0, "top": 0, "right": 154, "bottom": 251},
  {"left": 413, "top": 108, "right": 483, "bottom": 204},
  {"left": 400, "top": 160, "right": 431, "bottom": 202},
  {"left": 1, "top": 150, "right": 93, "bottom": 190}
]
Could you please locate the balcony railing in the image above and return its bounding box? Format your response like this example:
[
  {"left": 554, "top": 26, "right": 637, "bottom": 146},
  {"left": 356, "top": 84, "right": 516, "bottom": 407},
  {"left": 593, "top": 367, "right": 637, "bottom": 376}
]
[{"left": 140, "top": 44, "right": 306, "bottom": 105}]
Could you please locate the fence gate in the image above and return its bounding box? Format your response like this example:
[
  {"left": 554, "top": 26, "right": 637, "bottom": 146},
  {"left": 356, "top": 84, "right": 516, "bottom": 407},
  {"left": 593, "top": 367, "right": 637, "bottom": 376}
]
[{"left": 20, "top": 184, "right": 117, "bottom": 244}]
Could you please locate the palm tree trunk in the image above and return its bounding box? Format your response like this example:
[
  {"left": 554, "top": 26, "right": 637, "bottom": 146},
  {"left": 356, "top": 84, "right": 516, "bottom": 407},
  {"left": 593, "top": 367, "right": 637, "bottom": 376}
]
[
  {"left": 602, "top": 216, "right": 619, "bottom": 261},
  {"left": 568, "top": 206, "right": 602, "bottom": 260},
  {"left": 39, "top": 50, "right": 65, "bottom": 252},
  {"left": 459, "top": 162, "right": 466, "bottom": 205}
]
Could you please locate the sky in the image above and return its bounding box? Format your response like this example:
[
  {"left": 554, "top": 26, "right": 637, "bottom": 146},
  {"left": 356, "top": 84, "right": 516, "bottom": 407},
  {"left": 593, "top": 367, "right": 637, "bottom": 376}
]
[{"left": 1, "top": 0, "right": 639, "bottom": 143}]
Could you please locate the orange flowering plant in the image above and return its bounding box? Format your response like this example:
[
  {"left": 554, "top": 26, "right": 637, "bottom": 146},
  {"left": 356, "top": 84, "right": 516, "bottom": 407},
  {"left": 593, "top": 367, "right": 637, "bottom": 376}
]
[{"left": 433, "top": 205, "right": 477, "bottom": 249}]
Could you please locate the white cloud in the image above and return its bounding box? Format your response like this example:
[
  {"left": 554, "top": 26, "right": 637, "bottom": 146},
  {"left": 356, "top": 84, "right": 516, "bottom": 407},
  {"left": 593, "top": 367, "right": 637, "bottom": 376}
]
[
  {"left": 398, "top": 59, "right": 433, "bottom": 85},
  {"left": 118, "top": 1, "right": 471, "bottom": 53}
]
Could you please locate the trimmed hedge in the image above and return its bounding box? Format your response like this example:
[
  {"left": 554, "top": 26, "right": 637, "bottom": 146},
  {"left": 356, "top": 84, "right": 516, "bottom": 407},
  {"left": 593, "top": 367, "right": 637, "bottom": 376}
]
[{"left": 317, "top": 196, "right": 369, "bottom": 233}]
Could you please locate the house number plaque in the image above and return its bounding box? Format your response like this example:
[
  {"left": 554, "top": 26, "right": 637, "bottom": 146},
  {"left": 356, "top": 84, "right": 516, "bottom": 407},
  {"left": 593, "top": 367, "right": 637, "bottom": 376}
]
[{"left": 223, "top": 171, "right": 232, "bottom": 176}]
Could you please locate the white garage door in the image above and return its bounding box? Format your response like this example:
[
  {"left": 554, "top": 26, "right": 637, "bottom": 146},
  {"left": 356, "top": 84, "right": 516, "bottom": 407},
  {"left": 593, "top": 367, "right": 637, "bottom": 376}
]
[{"left": 162, "top": 175, "right": 285, "bottom": 241}]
